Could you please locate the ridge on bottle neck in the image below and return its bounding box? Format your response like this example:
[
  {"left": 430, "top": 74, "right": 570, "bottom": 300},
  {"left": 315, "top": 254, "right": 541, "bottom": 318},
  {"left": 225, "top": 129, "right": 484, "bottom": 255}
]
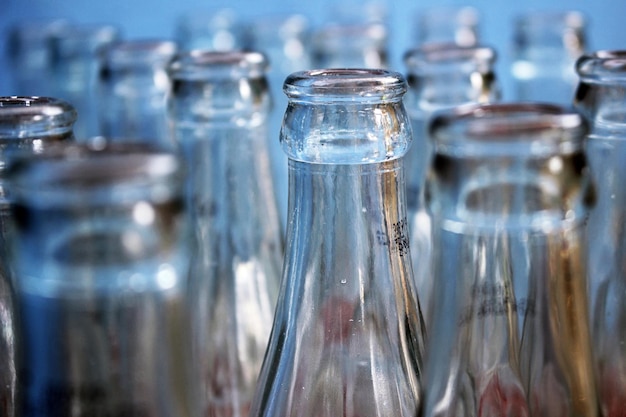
[{"left": 281, "top": 69, "right": 413, "bottom": 165}]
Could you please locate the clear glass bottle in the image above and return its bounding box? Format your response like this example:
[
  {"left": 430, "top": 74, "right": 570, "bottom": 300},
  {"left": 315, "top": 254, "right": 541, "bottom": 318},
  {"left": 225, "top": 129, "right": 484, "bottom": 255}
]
[
  {"left": 167, "top": 50, "right": 283, "bottom": 417},
  {"left": 97, "top": 39, "right": 178, "bottom": 148},
  {"left": 249, "top": 69, "right": 426, "bottom": 417},
  {"left": 6, "top": 19, "right": 68, "bottom": 96},
  {"left": 175, "top": 8, "right": 251, "bottom": 52},
  {"left": 311, "top": 21, "right": 388, "bottom": 69},
  {"left": 5, "top": 141, "right": 198, "bottom": 417},
  {"left": 422, "top": 103, "right": 598, "bottom": 417},
  {"left": 413, "top": 6, "right": 480, "bottom": 48},
  {"left": 403, "top": 43, "right": 500, "bottom": 324},
  {"left": 510, "top": 10, "right": 587, "bottom": 104},
  {"left": 49, "top": 23, "right": 121, "bottom": 139},
  {"left": 0, "top": 96, "right": 77, "bottom": 417},
  {"left": 575, "top": 50, "right": 626, "bottom": 417},
  {"left": 249, "top": 13, "right": 312, "bottom": 229}
]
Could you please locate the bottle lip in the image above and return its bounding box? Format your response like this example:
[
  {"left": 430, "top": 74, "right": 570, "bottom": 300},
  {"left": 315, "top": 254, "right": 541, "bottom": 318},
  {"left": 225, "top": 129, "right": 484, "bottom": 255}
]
[
  {"left": 576, "top": 50, "right": 626, "bottom": 80},
  {"left": 283, "top": 68, "right": 407, "bottom": 101},
  {"left": 167, "top": 50, "right": 268, "bottom": 80},
  {"left": 429, "top": 102, "right": 588, "bottom": 154},
  {"left": 0, "top": 96, "right": 77, "bottom": 134},
  {"left": 100, "top": 39, "right": 178, "bottom": 68},
  {"left": 6, "top": 141, "right": 182, "bottom": 197},
  {"left": 403, "top": 43, "right": 496, "bottom": 72}
]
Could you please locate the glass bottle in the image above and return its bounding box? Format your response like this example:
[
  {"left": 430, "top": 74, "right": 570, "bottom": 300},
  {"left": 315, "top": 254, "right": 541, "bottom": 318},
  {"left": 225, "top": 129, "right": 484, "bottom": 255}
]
[
  {"left": 249, "top": 13, "right": 312, "bottom": 229},
  {"left": 175, "top": 8, "right": 250, "bottom": 52},
  {"left": 6, "top": 19, "right": 68, "bottom": 96},
  {"left": 0, "top": 96, "right": 77, "bottom": 417},
  {"left": 413, "top": 6, "right": 480, "bottom": 48},
  {"left": 403, "top": 43, "right": 500, "bottom": 324},
  {"left": 167, "top": 50, "right": 283, "bottom": 417},
  {"left": 49, "top": 23, "right": 121, "bottom": 139},
  {"left": 510, "top": 10, "right": 587, "bottom": 104},
  {"left": 574, "top": 50, "right": 626, "bottom": 417},
  {"left": 421, "top": 103, "right": 598, "bottom": 417},
  {"left": 97, "top": 39, "right": 178, "bottom": 148},
  {"left": 249, "top": 68, "right": 426, "bottom": 417},
  {"left": 5, "top": 141, "right": 198, "bottom": 417}
]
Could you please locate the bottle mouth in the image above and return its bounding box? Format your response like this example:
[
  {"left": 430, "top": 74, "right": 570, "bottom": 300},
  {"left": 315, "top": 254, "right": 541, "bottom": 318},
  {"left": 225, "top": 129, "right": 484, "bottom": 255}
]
[
  {"left": 403, "top": 43, "right": 496, "bottom": 75},
  {"left": 429, "top": 102, "right": 587, "bottom": 157},
  {"left": 168, "top": 50, "right": 268, "bottom": 80},
  {"left": 0, "top": 96, "right": 77, "bottom": 138},
  {"left": 283, "top": 68, "right": 406, "bottom": 102},
  {"left": 576, "top": 50, "right": 626, "bottom": 81}
]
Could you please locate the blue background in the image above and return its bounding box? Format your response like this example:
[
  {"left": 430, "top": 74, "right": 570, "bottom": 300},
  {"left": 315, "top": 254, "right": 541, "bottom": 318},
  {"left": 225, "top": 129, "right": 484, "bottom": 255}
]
[{"left": 1, "top": 0, "right": 625, "bottom": 98}]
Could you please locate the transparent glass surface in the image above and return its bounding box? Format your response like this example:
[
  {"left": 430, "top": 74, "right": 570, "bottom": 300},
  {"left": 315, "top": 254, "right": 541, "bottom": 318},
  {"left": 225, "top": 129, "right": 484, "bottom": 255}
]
[
  {"left": 0, "top": 96, "right": 77, "bottom": 417},
  {"left": 98, "top": 39, "right": 178, "bottom": 148},
  {"left": 510, "top": 11, "right": 586, "bottom": 104},
  {"left": 5, "top": 142, "right": 198, "bottom": 417},
  {"left": 413, "top": 6, "right": 480, "bottom": 48},
  {"left": 575, "top": 50, "right": 626, "bottom": 417},
  {"left": 168, "top": 50, "right": 283, "bottom": 417},
  {"left": 249, "top": 69, "right": 426, "bottom": 417},
  {"left": 402, "top": 44, "right": 500, "bottom": 324},
  {"left": 422, "top": 103, "right": 598, "bottom": 417},
  {"left": 175, "top": 8, "right": 251, "bottom": 52},
  {"left": 50, "top": 23, "right": 121, "bottom": 139}
]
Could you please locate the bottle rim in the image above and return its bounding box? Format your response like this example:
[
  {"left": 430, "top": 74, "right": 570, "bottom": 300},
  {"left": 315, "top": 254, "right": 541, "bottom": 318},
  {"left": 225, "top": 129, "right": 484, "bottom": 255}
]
[
  {"left": 167, "top": 49, "right": 268, "bottom": 80},
  {"left": 576, "top": 50, "right": 626, "bottom": 81},
  {"left": 403, "top": 43, "right": 496, "bottom": 73},
  {"left": 429, "top": 102, "right": 587, "bottom": 154},
  {"left": 0, "top": 96, "right": 77, "bottom": 134},
  {"left": 283, "top": 68, "right": 407, "bottom": 101}
]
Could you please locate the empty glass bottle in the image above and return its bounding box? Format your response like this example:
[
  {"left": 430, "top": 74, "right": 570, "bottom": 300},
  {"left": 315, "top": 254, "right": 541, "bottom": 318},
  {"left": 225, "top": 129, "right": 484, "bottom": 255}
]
[
  {"left": 575, "top": 50, "right": 626, "bottom": 417},
  {"left": 510, "top": 10, "right": 587, "bottom": 104},
  {"left": 6, "top": 141, "right": 198, "bottom": 417},
  {"left": 421, "top": 103, "right": 598, "bottom": 417},
  {"left": 175, "top": 8, "right": 250, "bottom": 52},
  {"left": 403, "top": 43, "right": 500, "bottom": 324},
  {"left": 413, "top": 6, "right": 480, "bottom": 48},
  {"left": 0, "top": 96, "right": 77, "bottom": 417},
  {"left": 167, "top": 50, "right": 283, "bottom": 417},
  {"left": 249, "top": 69, "right": 426, "bottom": 417},
  {"left": 97, "top": 39, "right": 178, "bottom": 147},
  {"left": 49, "top": 23, "right": 121, "bottom": 139}
]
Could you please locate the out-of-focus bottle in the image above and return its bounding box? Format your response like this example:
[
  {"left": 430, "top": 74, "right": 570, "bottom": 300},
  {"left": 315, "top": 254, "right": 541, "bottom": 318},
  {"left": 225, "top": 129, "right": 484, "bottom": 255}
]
[
  {"left": 421, "top": 103, "right": 598, "bottom": 417},
  {"left": 575, "top": 50, "right": 626, "bottom": 417},
  {"left": 6, "top": 20, "right": 68, "bottom": 96},
  {"left": 49, "top": 23, "right": 121, "bottom": 139},
  {"left": 403, "top": 43, "right": 500, "bottom": 324},
  {"left": 249, "top": 13, "right": 312, "bottom": 230},
  {"left": 167, "top": 50, "right": 283, "bottom": 417},
  {"left": 6, "top": 141, "right": 198, "bottom": 417},
  {"left": 413, "top": 6, "right": 480, "bottom": 48},
  {"left": 510, "top": 10, "right": 587, "bottom": 104},
  {"left": 0, "top": 96, "right": 77, "bottom": 417},
  {"left": 97, "top": 39, "right": 178, "bottom": 148},
  {"left": 249, "top": 68, "right": 426, "bottom": 417},
  {"left": 175, "top": 8, "right": 250, "bottom": 52}
]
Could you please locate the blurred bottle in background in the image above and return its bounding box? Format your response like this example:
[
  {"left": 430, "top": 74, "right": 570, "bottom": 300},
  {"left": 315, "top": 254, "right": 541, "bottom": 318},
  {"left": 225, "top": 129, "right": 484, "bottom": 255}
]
[
  {"left": 175, "top": 8, "right": 251, "bottom": 52},
  {"left": 402, "top": 43, "right": 500, "bottom": 324},
  {"left": 97, "top": 39, "right": 178, "bottom": 148},
  {"left": 510, "top": 10, "right": 587, "bottom": 104},
  {"left": 0, "top": 96, "right": 77, "bottom": 417},
  {"left": 249, "top": 13, "right": 312, "bottom": 230},
  {"left": 421, "top": 103, "right": 598, "bottom": 417},
  {"left": 6, "top": 19, "right": 68, "bottom": 97},
  {"left": 49, "top": 23, "right": 122, "bottom": 139},
  {"left": 168, "top": 50, "right": 283, "bottom": 417},
  {"left": 575, "top": 50, "right": 626, "bottom": 417},
  {"left": 413, "top": 6, "right": 480, "bottom": 48}
]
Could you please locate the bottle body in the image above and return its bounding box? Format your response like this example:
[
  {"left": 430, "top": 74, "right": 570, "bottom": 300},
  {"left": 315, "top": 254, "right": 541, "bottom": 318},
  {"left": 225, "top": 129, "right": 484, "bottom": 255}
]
[
  {"left": 402, "top": 44, "right": 500, "bottom": 324},
  {"left": 575, "top": 50, "right": 626, "bottom": 417},
  {"left": 167, "top": 50, "right": 283, "bottom": 417},
  {"left": 422, "top": 103, "right": 598, "bottom": 417},
  {"left": 250, "top": 69, "right": 426, "bottom": 417},
  {"left": 6, "top": 143, "right": 198, "bottom": 417},
  {"left": 98, "top": 39, "right": 178, "bottom": 147}
]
